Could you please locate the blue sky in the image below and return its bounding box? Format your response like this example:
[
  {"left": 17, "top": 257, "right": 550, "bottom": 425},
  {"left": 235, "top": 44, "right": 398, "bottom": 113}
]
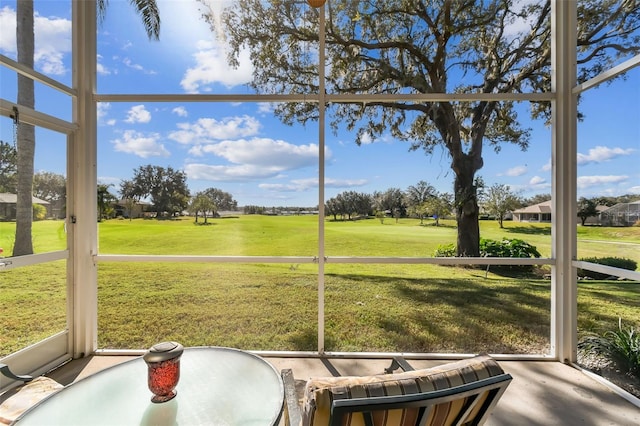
[{"left": 1, "top": 0, "right": 638, "bottom": 207}]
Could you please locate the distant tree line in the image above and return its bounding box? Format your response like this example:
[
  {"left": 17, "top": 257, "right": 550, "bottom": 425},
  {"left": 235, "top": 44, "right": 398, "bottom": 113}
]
[
  {"left": 325, "top": 181, "right": 455, "bottom": 226},
  {"left": 1, "top": 152, "right": 636, "bottom": 226}
]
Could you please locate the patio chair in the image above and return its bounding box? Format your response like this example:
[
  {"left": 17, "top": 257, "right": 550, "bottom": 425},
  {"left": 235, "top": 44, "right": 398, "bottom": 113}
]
[
  {"left": 0, "top": 364, "right": 63, "bottom": 425},
  {"left": 281, "top": 353, "right": 512, "bottom": 426}
]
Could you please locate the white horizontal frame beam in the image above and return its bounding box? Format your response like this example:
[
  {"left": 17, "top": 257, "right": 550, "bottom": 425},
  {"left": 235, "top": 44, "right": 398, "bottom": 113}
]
[
  {"left": 95, "top": 92, "right": 553, "bottom": 104},
  {"left": 0, "top": 250, "right": 68, "bottom": 270},
  {"left": 574, "top": 54, "right": 640, "bottom": 94},
  {"left": 96, "top": 254, "right": 317, "bottom": 263},
  {"left": 96, "top": 254, "right": 553, "bottom": 266},
  {"left": 0, "top": 99, "right": 77, "bottom": 134},
  {"left": 573, "top": 260, "right": 640, "bottom": 282},
  {"left": 0, "top": 54, "right": 76, "bottom": 97}
]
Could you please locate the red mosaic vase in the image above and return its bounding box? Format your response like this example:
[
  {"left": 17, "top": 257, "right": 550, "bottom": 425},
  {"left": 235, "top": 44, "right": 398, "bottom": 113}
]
[{"left": 143, "top": 341, "right": 184, "bottom": 403}]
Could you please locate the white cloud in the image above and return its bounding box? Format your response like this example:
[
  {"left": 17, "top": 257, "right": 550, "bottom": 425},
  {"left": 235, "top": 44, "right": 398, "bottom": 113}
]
[
  {"left": 180, "top": 39, "right": 253, "bottom": 92},
  {"left": 0, "top": 6, "right": 71, "bottom": 75},
  {"left": 202, "top": 138, "right": 323, "bottom": 168},
  {"left": 359, "top": 133, "right": 374, "bottom": 145},
  {"left": 502, "top": 165, "right": 527, "bottom": 177},
  {"left": 124, "top": 105, "right": 152, "bottom": 124},
  {"left": 541, "top": 158, "right": 551, "bottom": 172},
  {"left": 259, "top": 182, "right": 311, "bottom": 192},
  {"left": 157, "top": 0, "right": 216, "bottom": 45},
  {"left": 257, "top": 103, "right": 276, "bottom": 114},
  {"left": 326, "top": 178, "right": 368, "bottom": 188},
  {"left": 35, "top": 14, "right": 71, "bottom": 75},
  {"left": 122, "top": 57, "right": 156, "bottom": 75},
  {"left": 97, "top": 62, "right": 111, "bottom": 75},
  {"left": 172, "top": 106, "right": 188, "bottom": 117},
  {"left": 112, "top": 130, "right": 169, "bottom": 158},
  {"left": 577, "top": 146, "right": 635, "bottom": 165},
  {"left": 628, "top": 186, "right": 640, "bottom": 194},
  {"left": 185, "top": 138, "right": 331, "bottom": 182},
  {"left": 97, "top": 103, "right": 112, "bottom": 124},
  {"left": 169, "top": 115, "right": 261, "bottom": 144},
  {"left": 503, "top": 1, "right": 540, "bottom": 38},
  {"left": 358, "top": 132, "right": 395, "bottom": 145},
  {"left": 529, "top": 176, "right": 546, "bottom": 185},
  {"left": 258, "top": 177, "right": 368, "bottom": 193},
  {"left": 185, "top": 163, "right": 281, "bottom": 181},
  {"left": 577, "top": 175, "right": 628, "bottom": 189},
  {"left": 96, "top": 54, "right": 114, "bottom": 75},
  {"left": 0, "top": 7, "right": 14, "bottom": 54}
]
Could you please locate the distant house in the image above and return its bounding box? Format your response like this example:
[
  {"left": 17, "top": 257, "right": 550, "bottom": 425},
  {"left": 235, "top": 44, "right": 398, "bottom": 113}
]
[
  {"left": 512, "top": 200, "right": 552, "bottom": 223},
  {"left": 584, "top": 204, "right": 609, "bottom": 225},
  {"left": 600, "top": 201, "right": 640, "bottom": 227},
  {"left": 112, "top": 199, "right": 152, "bottom": 219},
  {"left": 0, "top": 193, "right": 50, "bottom": 220},
  {"left": 514, "top": 200, "right": 621, "bottom": 225}
]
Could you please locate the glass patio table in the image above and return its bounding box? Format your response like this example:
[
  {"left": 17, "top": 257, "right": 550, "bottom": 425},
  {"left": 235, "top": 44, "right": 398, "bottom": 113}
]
[{"left": 14, "top": 347, "right": 284, "bottom": 425}]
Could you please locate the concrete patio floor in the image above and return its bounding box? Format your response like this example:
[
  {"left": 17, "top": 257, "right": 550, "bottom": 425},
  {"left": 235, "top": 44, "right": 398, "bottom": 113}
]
[{"left": 44, "top": 354, "right": 640, "bottom": 425}]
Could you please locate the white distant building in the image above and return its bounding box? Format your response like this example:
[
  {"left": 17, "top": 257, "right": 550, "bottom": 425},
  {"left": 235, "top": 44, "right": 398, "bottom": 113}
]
[{"left": 512, "top": 200, "right": 552, "bottom": 223}]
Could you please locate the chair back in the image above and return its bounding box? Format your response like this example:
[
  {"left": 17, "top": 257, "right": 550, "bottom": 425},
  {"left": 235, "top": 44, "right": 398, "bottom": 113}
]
[
  {"left": 300, "top": 354, "right": 511, "bottom": 426},
  {"left": 330, "top": 373, "right": 512, "bottom": 426}
]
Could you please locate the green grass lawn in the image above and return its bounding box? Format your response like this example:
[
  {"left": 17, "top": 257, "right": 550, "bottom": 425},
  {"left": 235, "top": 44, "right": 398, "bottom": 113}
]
[{"left": 1, "top": 215, "right": 638, "bottom": 356}]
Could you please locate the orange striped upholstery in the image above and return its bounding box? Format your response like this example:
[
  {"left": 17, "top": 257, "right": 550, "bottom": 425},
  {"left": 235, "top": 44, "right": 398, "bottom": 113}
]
[{"left": 301, "top": 354, "right": 505, "bottom": 426}]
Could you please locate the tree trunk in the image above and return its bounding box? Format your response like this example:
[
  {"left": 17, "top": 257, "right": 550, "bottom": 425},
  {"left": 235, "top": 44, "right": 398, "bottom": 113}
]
[
  {"left": 13, "top": 0, "right": 35, "bottom": 256},
  {"left": 454, "top": 161, "right": 480, "bottom": 257}
]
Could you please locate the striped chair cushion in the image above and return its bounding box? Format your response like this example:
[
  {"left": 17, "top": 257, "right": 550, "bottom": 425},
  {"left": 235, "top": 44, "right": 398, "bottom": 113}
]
[{"left": 301, "top": 354, "right": 505, "bottom": 426}]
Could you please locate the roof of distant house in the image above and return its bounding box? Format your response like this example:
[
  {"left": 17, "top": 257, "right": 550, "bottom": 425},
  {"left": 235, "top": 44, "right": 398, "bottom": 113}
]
[
  {"left": 512, "top": 200, "right": 552, "bottom": 214},
  {"left": 0, "top": 193, "right": 50, "bottom": 204}
]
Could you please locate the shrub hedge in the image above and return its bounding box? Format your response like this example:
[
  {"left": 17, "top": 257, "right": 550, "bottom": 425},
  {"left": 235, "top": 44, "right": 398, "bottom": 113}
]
[{"left": 578, "top": 257, "right": 637, "bottom": 279}]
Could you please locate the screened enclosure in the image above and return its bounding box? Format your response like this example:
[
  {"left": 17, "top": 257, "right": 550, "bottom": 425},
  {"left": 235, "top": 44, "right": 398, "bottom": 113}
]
[{"left": 1, "top": 1, "right": 639, "bottom": 381}]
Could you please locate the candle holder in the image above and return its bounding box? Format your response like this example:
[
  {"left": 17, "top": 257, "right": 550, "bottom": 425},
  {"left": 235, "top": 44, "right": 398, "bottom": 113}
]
[{"left": 143, "top": 341, "right": 184, "bottom": 403}]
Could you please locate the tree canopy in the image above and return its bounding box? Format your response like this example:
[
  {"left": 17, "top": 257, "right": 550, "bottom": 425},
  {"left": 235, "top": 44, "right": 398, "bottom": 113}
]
[
  {"left": 120, "top": 165, "right": 190, "bottom": 218},
  {"left": 202, "top": 188, "right": 238, "bottom": 212},
  {"left": 577, "top": 197, "right": 599, "bottom": 226},
  {"left": 204, "top": 0, "right": 640, "bottom": 256},
  {"left": 0, "top": 141, "right": 17, "bottom": 193},
  {"left": 482, "top": 183, "right": 522, "bottom": 228}
]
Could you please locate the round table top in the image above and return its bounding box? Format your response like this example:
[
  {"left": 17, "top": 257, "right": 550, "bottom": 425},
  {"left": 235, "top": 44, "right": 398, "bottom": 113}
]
[{"left": 15, "top": 347, "right": 284, "bottom": 426}]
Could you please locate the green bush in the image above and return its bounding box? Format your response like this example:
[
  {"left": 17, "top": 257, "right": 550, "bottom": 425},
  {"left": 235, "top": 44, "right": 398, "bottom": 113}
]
[
  {"left": 434, "top": 243, "right": 456, "bottom": 257},
  {"left": 433, "top": 238, "right": 541, "bottom": 272},
  {"left": 577, "top": 257, "right": 637, "bottom": 279},
  {"left": 579, "top": 318, "right": 640, "bottom": 375},
  {"left": 33, "top": 204, "right": 47, "bottom": 221},
  {"left": 479, "top": 238, "right": 541, "bottom": 259},
  {"left": 479, "top": 238, "right": 541, "bottom": 272}
]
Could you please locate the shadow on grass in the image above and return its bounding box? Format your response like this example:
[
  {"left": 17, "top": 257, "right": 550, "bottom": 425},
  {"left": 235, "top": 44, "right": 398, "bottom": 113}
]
[
  {"left": 417, "top": 222, "right": 456, "bottom": 229},
  {"left": 324, "top": 273, "right": 552, "bottom": 353},
  {"left": 288, "top": 327, "right": 340, "bottom": 352},
  {"left": 393, "top": 278, "right": 550, "bottom": 353}
]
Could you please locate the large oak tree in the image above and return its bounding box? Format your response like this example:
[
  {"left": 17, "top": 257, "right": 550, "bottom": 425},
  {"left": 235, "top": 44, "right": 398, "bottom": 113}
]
[
  {"left": 203, "top": 0, "right": 640, "bottom": 256},
  {"left": 120, "top": 165, "right": 190, "bottom": 217}
]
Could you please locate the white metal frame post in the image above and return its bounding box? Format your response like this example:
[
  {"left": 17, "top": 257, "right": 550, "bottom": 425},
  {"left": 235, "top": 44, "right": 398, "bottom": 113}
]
[
  {"left": 317, "top": 3, "right": 326, "bottom": 354},
  {"left": 550, "top": 0, "right": 578, "bottom": 363},
  {"left": 70, "top": 0, "right": 99, "bottom": 358}
]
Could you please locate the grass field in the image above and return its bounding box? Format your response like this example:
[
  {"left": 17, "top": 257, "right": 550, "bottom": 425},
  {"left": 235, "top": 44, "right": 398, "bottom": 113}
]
[{"left": 1, "top": 215, "right": 638, "bottom": 357}]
